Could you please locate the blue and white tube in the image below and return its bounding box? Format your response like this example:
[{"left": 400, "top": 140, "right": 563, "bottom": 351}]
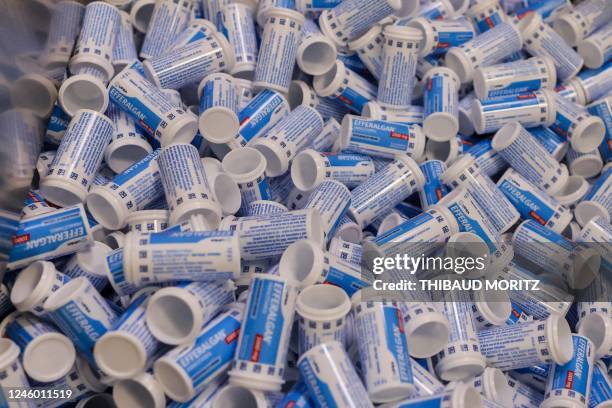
[
  {"left": 471, "top": 90, "right": 557, "bottom": 135},
  {"left": 229, "top": 273, "right": 298, "bottom": 392},
  {"left": 158, "top": 143, "right": 222, "bottom": 227},
  {"left": 541, "top": 335, "right": 595, "bottom": 408},
  {"left": 145, "top": 280, "right": 235, "bottom": 346},
  {"left": 122, "top": 230, "right": 241, "bottom": 285},
  {"left": 473, "top": 56, "right": 557, "bottom": 99},
  {"left": 143, "top": 32, "right": 235, "bottom": 91},
  {"left": 108, "top": 63, "right": 198, "bottom": 147},
  {"left": 588, "top": 360, "right": 612, "bottom": 408},
  {"left": 229, "top": 89, "right": 290, "bottom": 150},
  {"left": 197, "top": 73, "right": 240, "bottom": 146},
  {"left": 40, "top": 110, "right": 113, "bottom": 207},
  {"left": 492, "top": 122, "right": 570, "bottom": 196},
  {"left": 419, "top": 160, "right": 449, "bottom": 209},
  {"left": 251, "top": 105, "right": 324, "bottom": 177},
  {"left": 93, "top": 290, "right": 163, "bottom": 379},
  {"left": 139, "top": 0, "right": 193, "bottom": 59},
  {"left": 519, "top": 11, "right": 583, "bottom": 81},
  {"left": 291, "top": 149, "right": 375, "bottom": 191},
  {"left": 254, "top": 8, "right": 304, "bottom": 94},
  {"left": 104, "top": 102, "right": 152, "bottom": 174},
  {"left": 341, "top": 115, "right": 426, "bottom": 160},
  {"left": 575, "top": 167, "right": 612, "bottom": 226},
  {"left": 353, "top": 299, "right": 415, "bottom": 403},
  {"left": 406, "top": 17, "right": 475, "bottom": 57},
  {"left": 222, "top": 147, "right": 272, "bottom": 215},
  {"left": 444, "top": 22, "right": 523, "bottom": 83},
  {"left": 478, "top": 314, "right": 574, "bottom": 370},
  {"left": 551, "top": 93, "right": 605, "bottom": 153},
  {"left": 364, "top": 206, "right": 457, "bottom": 259},
  {"left": 298, "top": 341, "right": 372, "bottom": 407},
  {"left": 313, "top": 60, "right": 377, "bottom": 114},
  {"left": 497, "top": 168, "right": 572, "bottom": 233},
  {"left": 530, "top": 126, "right": 570, "bottom": 161},
  {"left": 219, "top": 3, "right": 258, "bottom": 78},
  {"left": 8, "top": 205, "right": 93, "bottom": 270},
  {"left": 4, "top": 312, "right": 76, "bottom": 383},
  {"left": 377, "top": 25, "right": 422, "bottom": 109},
  {"left": 441, "top": 155, "right": 520, "bottom": 233},
  {"left": 422, "top": 67, "right": 460, "bottom": 141},
  {"left": 587, "top": 96, "right": 612, "bottom": 163},
  {"left": 220, "top": 209, "right": 324, "bottom": 260},
  {"left": 303, "top": 180, "right": 351, "bottom": 242},
  {"left": 112, "top": 11, "right": 138, "bottom": 73},
  {"left": 513, "top": 220, "right": 601, "bottom": 290},
  {"left": 348, "top": 155, "right": 425, "bottom": 228},
  {"left": 154, "top": 305, "right": 243, "bottom": 402},
  {"left": 43, "top": 277, "right": 119, "bottom": 364},
  {"left": 87, "top": 149, "right": 164, "bottom": 230}
]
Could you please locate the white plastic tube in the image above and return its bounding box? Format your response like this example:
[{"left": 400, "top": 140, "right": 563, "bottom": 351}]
[
  {"left": 87, "top": 149, "right": 164, "bottom": 230},
  {"left": 122, "top": 230, "right": 241, "bottom": 285},
  {"left": 478, "top": 314, "right": 574, "bottom": 370},
  {"left": 229, "top": 273, "right": 298, "bottom": 391},
  {"left": 158, "top": 143, "right": 222, "bottom": 227},
  {"left": 108, "top": 63, "right": 198, "bottom": 147},
  {"left": 40, "top": 110, "right": 113, "bottom": 206},
  {"left": 298, "top": 341, "right": 372, "bottom": 407},
  {"left": 296, "top": 284, "right": 351, "bottom": 355},
  {"left": 145, "top": 280, "right": 235, "bottom": 345}
]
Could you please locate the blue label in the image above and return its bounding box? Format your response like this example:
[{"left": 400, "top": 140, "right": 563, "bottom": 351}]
[
  {"left": 434, "top": 29, "right": 474, "bottom": 54},
  {"left": 5, "top": 320, "right": 34, "bottom": 351},
  {"left": 324, "top": 266, "right": 369, "bottom": 296},
  {"left": 489, "top": 79, "right": 542, "bottom": 98},
  {"left": 396, "top": 396, "right": 443, "bottom": 408},
  {"left": 48, "top": 300, "right": 110, "bottom": 359},
  {"left": 311, "top": 0, "right": 342, "bottom": 7},
  {"left": 498, "top": 179, "right": 555, "bottom": 225},
  {"left": 149, "top": 230, "right": 234, "bottom": 245},
  {"left": 111, "top": 149, "right": 160, "bottom": 187},
  {"left": 238, "top": 278, "right": 285, "bottom": 365},
  {"left": 550, "top": 112, "right": 573, "bottom": 138},
  {"left": 239, "top": 90, "right": 285, "bottom": 143},
  {"left": 200, "top": 80, "right": 215, "bottom": 112},
  {"left": 396, "top": 202, "right": 422, "bottom": 218},
  {"left": 9, "top": 206, "right": 90, "bottom": 264},
  {"left": 106, "top": 248, "right": 126, "bottom": 286},
  {"left": 349, "top": 118, "right": 411, "bottom": 152},
  {"left": 447, "top": 203, "right": 497, "bottom": 253},
  {"left": 278, "top": 381, "right": 315, "bottom": 408},
  {"left": 325, "top": 153, "right": 370, "bottom": 167},
  {"left": 420, "top": 161, "right": 448, "bottom": 206},
  {"left": 177, "top": 311, "right": 241, "bottom": 386},
  {"left": 257, "top": 178, "right": 271, "bottom": 201},
  {"left": 481, "top": 92, "right": 539, "bottom": 112},
  {"left": 375, "top": 212, "right": 434, "bottom": 245},
  {"left": 338, "top": 87, "right": 370, "bottom": 113},
  {"left": 424, "top": 76, "right": 445, "bottom": 116},
  {"left": 529, "top": 126, "right": 566, "bottom": 155},
  {"left": 587, "top": 100, "right": 612, "bottom": 162},
  {"left": 520, "top": 220, "right": 572, "bottom": 248},
  {"left": 589, "top": 361, "right": 612, "bottom": 406},
  {"left": 298, "top": 358, "right": 337, "bottom": 406},
  {"left": 108, "top": 86, "right": 162, "bottom": 138},
  {"left": 46, "top": 104, "right": 69, "bottom": 134},
  {"left": 383, "top": 306, "right": 412, "bottom": 383},
  {"left": 550, "top": 336, "right": 592, "bottom": 397},
  {"left": 475, "top": 12, "right": 503, "bottom": 32}
]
